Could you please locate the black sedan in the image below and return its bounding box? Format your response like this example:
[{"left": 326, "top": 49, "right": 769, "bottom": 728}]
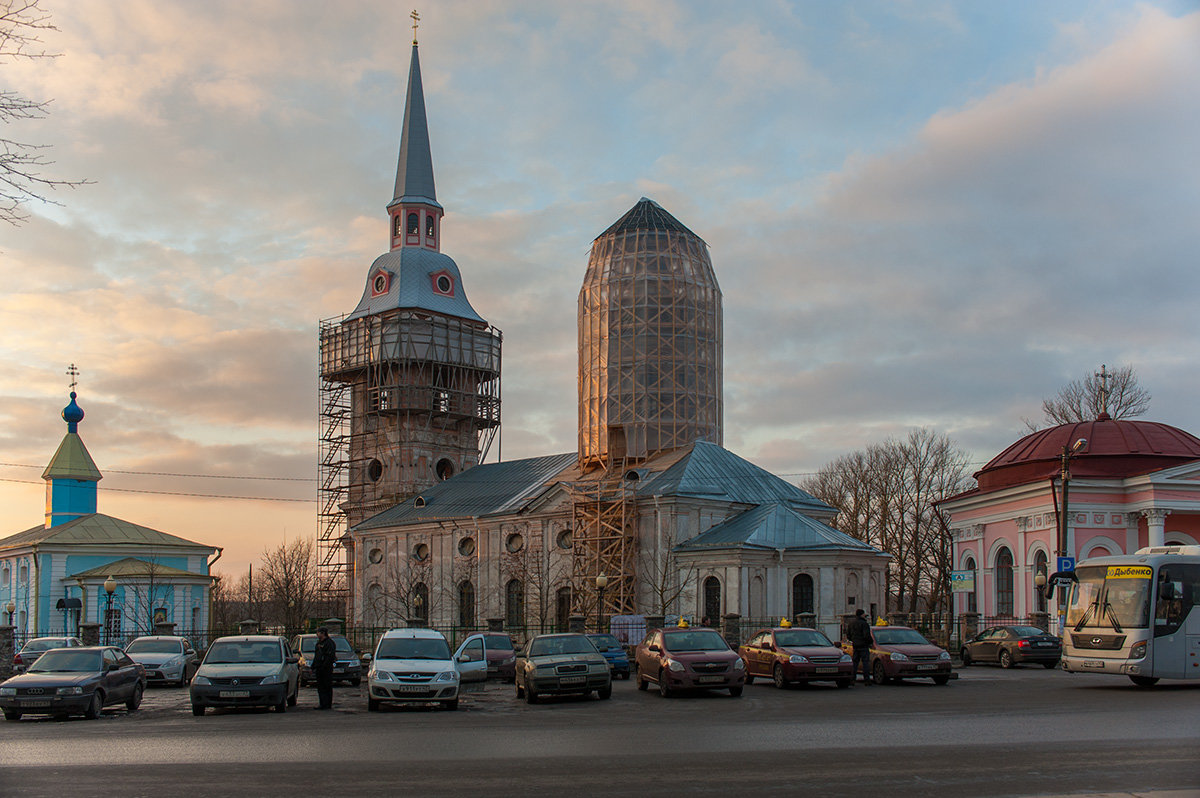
[
  {"left": 960, "top": 625, "right": 1061, "bottom": 669},
  {"left": 0, "top": 646, "right": 146, "bottom": 720}
]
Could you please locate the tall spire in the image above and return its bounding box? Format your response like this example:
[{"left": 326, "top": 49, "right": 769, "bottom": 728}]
[{"left": 390, "top": 43, "right": 439, "bottom": 211}]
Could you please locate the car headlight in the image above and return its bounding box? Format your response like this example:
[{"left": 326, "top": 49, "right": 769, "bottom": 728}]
[
  {"left": 1129, "top": 642, "right": 1147, "bottom": 660},
  {"left": 535, "top": 663, "right": 556, "bottom": 672},
  {"left": 788, "top": 655, "right": 809, "bottom": 664},
  {"left": 666, "top": 659, "right": 685, "bottom": 672},
  {"left": 500, "top": 656, "right": 516, "bottom": 665},
  {"left": 938, "top": 651, "right": 951, "bottom": 661},
  {"left": 260, "top": 672, "right": 287, "bottom": 685},
  {"left": 839, "top": 654, "right": 852, "bottom": 663},
  {"left": 889, "top": 652, "right": 909, "bottom": 662},
  {"left": 57, "top": 686, "right": 84, "bottom": 695},
  {"left": 191, "top": 675, "right": 211, "bottom": 685},
  {"left": 732, "top": 658, "right": 745, "bottom": 670},
  {"left": 0, "top": 687, "right": 15, "bottom": 697},
  {"left": 435, "top": 671, "right": 459, "bottom": 682},
  {"left": 589, "top": 663, "right": 608, "bottom": 673}
]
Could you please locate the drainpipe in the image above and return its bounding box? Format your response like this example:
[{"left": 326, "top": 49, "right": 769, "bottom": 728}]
[
  {"left": 776, "top": 548, "right": 786, "bottom": 621},
  {"left": 206, "top": 548, "right": 222, "bottom": 637},
  {"left": 32, "top": 545, "right": 40, "bottom": 635}
]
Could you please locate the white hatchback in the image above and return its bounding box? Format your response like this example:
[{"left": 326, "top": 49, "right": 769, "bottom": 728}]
[{"left": 366, "top": 628, "right": 486, "bottom": 711}]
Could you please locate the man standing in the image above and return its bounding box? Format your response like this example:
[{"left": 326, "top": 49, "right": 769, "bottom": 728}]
[
  {"left": 312, "top": 626, "right": 336, "bottom": 710},
  {"left": 847, "top": 609, "right": 873, "bottom": 686}
]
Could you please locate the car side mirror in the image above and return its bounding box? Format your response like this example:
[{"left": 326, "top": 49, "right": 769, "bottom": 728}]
[
  {"left": 186, "top": 649, "right": 195, "bottom": 656},
  {"left": 361, "top": 653, "right": 372, "bottom": 662},
  {"left": 458, "top": 654, "right": 470, "bottom": 663},
  {"left": 285, "top": 656, "right": 299, "bottom": 665},
  {"left": 762, "top": 643, "right": 773, "bottom": 651},
  {"left": 648, "top": 645, "right": 661, "bottom": 653},
  {"left": 106, "top": 663, "right": 120, "bottom": 672}
]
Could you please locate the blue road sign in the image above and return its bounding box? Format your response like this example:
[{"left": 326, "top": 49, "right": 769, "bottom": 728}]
[{"left": 1058, "top": 556, "right": 1076, "bottom": 572}]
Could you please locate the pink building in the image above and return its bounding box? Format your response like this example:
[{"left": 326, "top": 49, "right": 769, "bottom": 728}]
[{"left": 941, "top": 413, "right": 1200, "bottom": 618}]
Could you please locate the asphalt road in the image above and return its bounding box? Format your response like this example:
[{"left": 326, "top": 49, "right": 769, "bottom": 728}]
[{"left": 1, "top": 666, "right": 1198, "bottom": 797}]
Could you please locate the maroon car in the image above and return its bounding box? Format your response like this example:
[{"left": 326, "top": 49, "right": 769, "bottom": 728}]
[
  {"left": 635, "top": 627, "right": 744, "bottom": 697},
  {"left": 482, "top": 633, "right": 517, "bottom": 682},
  {"left": 840, "top": 625, "right": 952, "bottom": 685},
  {"left": 739, "top": 627, "right": 854, "bottom": 688}
]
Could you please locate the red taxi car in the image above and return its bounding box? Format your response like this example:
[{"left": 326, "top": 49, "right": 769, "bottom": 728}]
[
  {"left": 841, "top": 625, "right": 952, "bottom": 685},
  {"left": 740, "top": 626, "right": 854, "bottom": 688},
  {"left": 635, "top": 626, "right": 744, "bottom": 697}
]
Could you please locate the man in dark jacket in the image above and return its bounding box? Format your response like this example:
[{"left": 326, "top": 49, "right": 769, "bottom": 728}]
[
  {"left": 847, "top": 609, "right": 873, "bottom": 685},
  {"left": 312, "top": 627, "right": 336, "bottom": 709}
]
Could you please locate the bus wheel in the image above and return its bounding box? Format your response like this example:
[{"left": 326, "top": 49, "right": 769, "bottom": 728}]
[{"left": 1129, "top": 675, "right": 1159, "bottom": 687}]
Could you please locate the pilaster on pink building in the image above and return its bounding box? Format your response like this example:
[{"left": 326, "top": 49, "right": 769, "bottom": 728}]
[{"left": 940, "top": 412, "right": 1200, "bottom": 619}]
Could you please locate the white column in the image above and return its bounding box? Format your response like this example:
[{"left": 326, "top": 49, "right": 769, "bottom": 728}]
[{"left": 1143, "top": 509, "right": 1170, "bottom": 548}]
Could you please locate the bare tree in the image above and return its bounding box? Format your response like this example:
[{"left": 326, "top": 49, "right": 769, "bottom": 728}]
[
  {"left": 258, "top": 538, "right": 321, "bottom": 631},
  {"left": 503, "top": 534, "right": 570, "bottom": 630},
  {"left": 638, "top": 529, "right": 695, "bottom": 618},
  {"left": 1, "top": 0, "right": 88, "bottom": 224},
  {"left": 1035, "top": 364, "right": 1150, "bottom": 428},
  {"left": 208, "top": 572, "right": 241, "bottom": 631},
  {"left": 119, "top": 553, "right": 173, "bottom": 637},
  {"left": 370, "top": 557, "right": 433, "bottom": 626}
]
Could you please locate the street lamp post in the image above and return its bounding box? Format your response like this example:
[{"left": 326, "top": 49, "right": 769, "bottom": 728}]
[
  {"left": 5, "top": 600, "right": 13, "bottom": 626},
  {"left": 104, "top": 575, "right": 117, "bottom": 645},
  {"left": 595, "top": 573, "right": 608, "bottom": 634},
  {"left": 1052, "top": 438, "right": 1088, "bottom": 635}
]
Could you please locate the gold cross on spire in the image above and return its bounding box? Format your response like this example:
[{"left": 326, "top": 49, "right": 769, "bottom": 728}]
[
  {"left": 66, "top": 363, "right": 80, "bottom": 392},
  {"left": 411, "top": 9, "right": 420, "bottom": 45},
  {"left": 1095, "top": 363, "right": 1110, "bottom": 415}
]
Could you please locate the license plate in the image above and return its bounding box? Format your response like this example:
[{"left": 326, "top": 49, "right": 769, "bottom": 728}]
[
  {"left": 1037, "top": 642, "right": 1056, "bottom": 647},
  {"left": 218, "top": 690, "right": 250, "bottom": 698},
  {"left": 916, "top": 664, "right": 936, "bottom": 671},
  {"left": 815, "top": 667, "right": 838, "bottom": 674},
  {"left": 395, "top": 685, "right": 429, "bottom": 693},
  {"left": 21, "top": 699, "right": 51, "bottom": 707},
  {"left": 697, "top": 675, "right": 725, "bottom": 684},
  {"left": 1083, "top": 660, "right": 1105, "bottom": 669},
  {"left": 333, "top": 668, "right": 344, "bottom": 673},
  {"left": 559, "top": 676, "right": 586, "bottom": 685}
]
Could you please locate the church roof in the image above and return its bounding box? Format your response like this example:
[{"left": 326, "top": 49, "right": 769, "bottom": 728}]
[
  {"left": 0, "top": 513, "right": 214, "bottom": 552},
  {"left": 596, "top": 197, "right": 704, "bottom": 242},
  {"left": 42, "top": 431, "right": 102, "bottom": 482},
  {"left": 636, "top": 440, "right": 835, "bottom": 515},
  {"left": 674, "top": 502, "right": 883, "bottom": 554},
  {"left": 68, "top": 557, "right": 209, "bottom": 581},
  {"left": 389, "top": 44, "right": 439, "bottom": 210},
  {"left": 345, "top": 247, "right": 486, "bottom": 323},
  {"left": 353, "top": 453, "right": 578, "bottom": 530}
]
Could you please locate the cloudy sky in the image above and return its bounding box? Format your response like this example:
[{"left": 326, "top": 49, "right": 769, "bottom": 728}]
[{"left": 2, "top": 0, "right": 1197, "bottom": 579}]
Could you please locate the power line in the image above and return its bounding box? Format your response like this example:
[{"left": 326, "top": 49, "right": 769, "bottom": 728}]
[
  {"left": 0, "top": 477, "right": 312, "bottom": 503},
  {"left": 0, "top": 461, "right": 314, "bottom": 482}
]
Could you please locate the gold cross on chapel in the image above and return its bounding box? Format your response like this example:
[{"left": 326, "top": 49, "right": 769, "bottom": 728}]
[
  {"left": 411, "top": 10, "right": 420, "bottom": 44},
  {"left": 66, "top": 363, "right": 80, "bottom": 392}
]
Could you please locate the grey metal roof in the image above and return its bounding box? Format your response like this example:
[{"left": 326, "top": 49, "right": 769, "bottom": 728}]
[
  {"left": 390, "top": 44, "right": 439, "bottom": 209},
  {"left": 595, "top": 197, "right": 704, "bottom": 242},
  {"left": 675, "top": 503, "right": 884, "bottom": 554},
  {"left": 637, "top": 440, "right": 835, "bottom": 515},
  {"left": 0, "top": 513, "right": 215, "bottom": 552},
  {"left": 346, "top": 247, "right": 486, "bottom": 323},
  {"left": 353, "top": 453, "right": 578, "bottom": 530}
]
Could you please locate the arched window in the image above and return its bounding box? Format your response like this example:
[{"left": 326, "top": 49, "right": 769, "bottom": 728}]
[
  {"left": 750, "top": 576, "right": 765, "bottom": 619},
  {"left": 995, "top": 547, "right": 1014, "bottom": 616},
  {"left": 406, "top": 212, "right": 419, "bottom": 235},
  {"left": 458, "top": 580, "right": 475, "bottom": 628},
  {"left": 792, "top": 573, "right": 814, "bottom": 615},
  {"left": 393, "top": 215, "right": 403, "bottom": 236},
  {"left": 411, "top": 582, "right": 429, "bottom": 622},
  {"left": 1033, "top": 550, "right": 1049, "bottom": 613},
  {"left": 365, "top": 583, "right": 382, "bottom": 627},
  {"left": 963, "top": 556, "right": 977, "bottom": 614},
  {"left": 505, "top": 579, "right": 524, "bottom": 628},
  {"left": 703, "top": 576, "right": 721, "bottom": 624},
  {"left": 425, "top": 213, "right": 436, "bottom": 239},
  {"left": 555, "top": 586, "right": 572, "bottom": 631}
]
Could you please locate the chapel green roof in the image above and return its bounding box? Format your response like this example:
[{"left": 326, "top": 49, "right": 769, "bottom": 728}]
[
  {"left": 0, "top": 513, "right": 214, "bottom": 552},
  {"left": 69, "top": 557, "right": 209, "bottom": 580},
  {"left": 41, "top": 432, "right": 102, "bottom": 482}
]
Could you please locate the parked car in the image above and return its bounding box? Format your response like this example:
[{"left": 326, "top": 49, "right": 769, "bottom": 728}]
[
  {"left": 451, "top": 633, "right": 492, "bottom": 684},
  {"left": 125, "top": 635, "right": 200, "bottom": 687},
  {"left": 586, "top": 633, "right": 631, "bottom": 680},
  {"left": 480, "top": 633, "right": 518, "bottom": 682},
  {"left": 189, "top": 635, "right": 299, "bottom": 716},
  {"left": 840, "top": 625, "right": 952, "bottom": 685},
  {"left": 635, "top": 626, "right": 744, "bottom": 697},
  {"left": 291, "top": 633, "right": 363, "bottom": 686},
  {"left": 13, "top": 636, "right": 83, "bottom": 673},
  {"left": 367, "top": 628, "right": 481, "bottom": 711},
  {"left": 514, "top": 633, "right": 612, "bottom": 703},
  {"left": 0, "top": 646, "right": 145, "bottom": 721},
  {"left": 739, "top": 626, "right": 854, "bottom": 688},
  {"left": 960, "top": 625, "right": 1062, "bottom": 669}
]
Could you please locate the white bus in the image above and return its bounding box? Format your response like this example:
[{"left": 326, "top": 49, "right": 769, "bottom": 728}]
[{"left": 1061, "top": 545, "right": 1199, "bottom": 686}]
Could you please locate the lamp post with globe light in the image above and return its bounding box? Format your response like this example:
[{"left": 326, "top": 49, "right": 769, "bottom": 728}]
[
  {"left": 1041, "top": 438, "right": 1088, "bottom": 636},
  {"left": 104, "top": 575, "right": 117, "bottom": 645},
  {"left": 5, "top": 600, "right": 13, "bottom": 626}
]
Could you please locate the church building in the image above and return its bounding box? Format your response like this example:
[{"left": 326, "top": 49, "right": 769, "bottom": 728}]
[{"left": 321, "top": 38, "right": 888, "bottom": 640}]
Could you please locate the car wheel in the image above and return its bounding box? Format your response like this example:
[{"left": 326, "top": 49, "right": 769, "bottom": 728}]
[
  {"left": 744, "top": 673, "right": 755, "bottom": 685},
  {"left": 999, "top": 649, "right": 1014, "bottom": 669},
  {"left": 729, "top": 685, "right": 743, "bottom": 698},
  {"left": 367, "top": 697, "right": 380, "bottom": 711},
  {"left": 3, "top": 710, "right": 21, "bottom": 721},
  {"left": 444, "top": 698, "right": 459, "bottom": 711},
  {"left": 275, "top": 694, "right": 288, "bottom": 713},
  {"left": 658, "top": 671, "right": 671, "bottom": 698},
  {"left": 635, "top": 666, "right": 648, "bottom": 691},
  {"left": 960, "top": 648, "right": 972, "bottom": 666},
  {"left": 126, "top": 683, "right": 143, "bottom": 711},
  {"left": 772, "top": 663, "right": 788, "bottom": 690},
  {"left": 1044, "top": 661, "right": 1058, "bottom": 669},
  {"left": 525, "top": 685, "right": 538, "bottom": 704},
  {"left": 1129, "top": 675, "right": 1159, "bottom": 687},
  {"left": 933, "top": 675, "right": 950, "bottom": 686},
  {"left": 871, "top": 660, "right": 887, "bottom": 686},
  {"left": 191, "top": 704, "right": 205, "bottom": 717},
  {"left": 84, "top": 691, "right": 103, "bottom": 720},
  {"left": 597, "top": 684, "right": 612, "bottom": 700},
  {"left": 287, "top": 688, "right": 297, "bottom": 707}
]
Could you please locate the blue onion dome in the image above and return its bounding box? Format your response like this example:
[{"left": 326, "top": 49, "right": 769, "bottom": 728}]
[{"left": 61, "top": 391, "right": 85, "bottom": 430}]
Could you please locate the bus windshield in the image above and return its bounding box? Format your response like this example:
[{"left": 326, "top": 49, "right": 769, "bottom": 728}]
[{"left": 1068, "top": 565, "right": 1152, "bottom": 630}]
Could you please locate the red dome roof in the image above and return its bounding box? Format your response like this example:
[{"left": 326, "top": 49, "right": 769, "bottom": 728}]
[{"left": 975, "top": 415, "right": 1200, "bottom": 491}]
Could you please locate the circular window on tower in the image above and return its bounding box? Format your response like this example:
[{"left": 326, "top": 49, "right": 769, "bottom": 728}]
[
  {"left": 436, "top": 458, "right": 455, "bottom": 481},
  {"left": 413, "top": 543, "right": 430, "bottom": 561},
  {"left": 556, "top": 529, "right": 573, "bottom": 550},
  {"left": 505, "top": 533, "right": 524, "bottom": 553},
  {"left": 372, "top": 272, "right": 390, "bottom": 297},
  {"left": 431, "top": 272, "right": 455, "bottom": 297},
  {"left": 367, "top": 548, "right": 384, "bottom": 565},
  {"left": 458, "top": 537, "right": 476, "bottom": 557},
  {"left": 367, "top": 458, "right": 384, "bottom": 482}
]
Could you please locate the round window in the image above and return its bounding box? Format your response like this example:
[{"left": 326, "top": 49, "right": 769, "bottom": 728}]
[
  {"left": 436, "top": 458, "right": 455, "bottom": 481},
  {"left": 413, "top": 543, "right": 430, "bottom": 561},
  {"left": 373, "top": 273, "right": 388, "bottom": 294},
  {"left": 458, "top": 537, "right": 476, "bottom": 556},
  {"left": 367, "top": 458, "right": 383, "bottom": 482},
  {"left": 368, "top": 548, "right": 384, "bottom": 564},
  {"left": 436, "top": 275, "right": 453, "bottom": 294},
  {"left": 556, "top": 529, "right": 573, "bottom": 550},
  {"left": 505, "top": 533, "right": 524, "bottom": 553}
]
